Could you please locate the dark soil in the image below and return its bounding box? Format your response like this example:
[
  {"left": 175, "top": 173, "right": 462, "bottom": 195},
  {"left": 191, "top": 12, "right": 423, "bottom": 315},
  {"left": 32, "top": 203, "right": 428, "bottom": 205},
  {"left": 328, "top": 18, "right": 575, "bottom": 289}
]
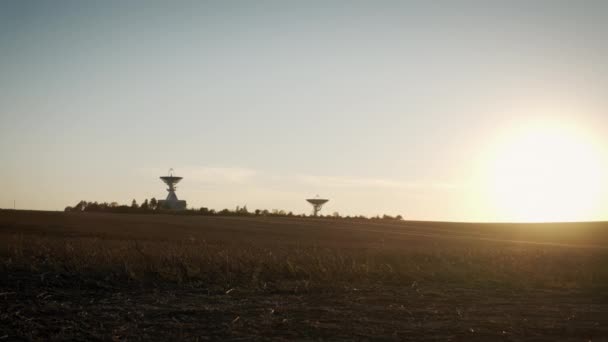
[{"left": 2, "top": 271, "right": 607, "bottom": 341}]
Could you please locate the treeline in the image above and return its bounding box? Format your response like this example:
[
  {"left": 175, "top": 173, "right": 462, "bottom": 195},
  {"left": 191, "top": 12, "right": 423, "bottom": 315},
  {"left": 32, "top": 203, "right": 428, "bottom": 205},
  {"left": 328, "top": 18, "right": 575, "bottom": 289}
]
[
  {"left": 65, "top": 199, "right": 403, "bottom": 221},
  {"left": 64, "top": 199, "right": 161, "bottom": 214}
]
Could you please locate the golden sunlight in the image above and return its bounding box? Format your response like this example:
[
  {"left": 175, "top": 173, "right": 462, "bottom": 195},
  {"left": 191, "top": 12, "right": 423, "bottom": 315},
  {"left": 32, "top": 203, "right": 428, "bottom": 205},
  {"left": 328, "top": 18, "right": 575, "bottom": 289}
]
[{"left": 480, "top": 123, "right": 605, "bottom": 222}]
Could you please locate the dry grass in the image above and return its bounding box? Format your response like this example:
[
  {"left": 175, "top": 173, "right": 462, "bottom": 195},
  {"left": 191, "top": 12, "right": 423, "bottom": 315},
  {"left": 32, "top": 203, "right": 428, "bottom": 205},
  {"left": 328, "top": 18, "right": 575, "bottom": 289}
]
[
  {"left": 1, "top": 211, "right": 608, "bottom": 340},
  {"left": 2, "top": 232, "right": 607, "bottom": 291}
]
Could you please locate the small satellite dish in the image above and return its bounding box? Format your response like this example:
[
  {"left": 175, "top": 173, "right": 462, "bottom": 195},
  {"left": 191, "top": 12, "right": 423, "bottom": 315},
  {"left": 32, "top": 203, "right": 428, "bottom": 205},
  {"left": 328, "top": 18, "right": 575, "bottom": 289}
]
[{"left": 306, "top": 195, "right": 329, "bottom": 216}]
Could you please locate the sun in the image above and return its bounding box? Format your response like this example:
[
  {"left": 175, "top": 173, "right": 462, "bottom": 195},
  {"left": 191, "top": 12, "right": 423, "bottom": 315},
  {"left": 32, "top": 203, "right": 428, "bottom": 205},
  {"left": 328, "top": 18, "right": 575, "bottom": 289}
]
[{"left": 480, "top": 122, "right": 605, "bottom": 222}]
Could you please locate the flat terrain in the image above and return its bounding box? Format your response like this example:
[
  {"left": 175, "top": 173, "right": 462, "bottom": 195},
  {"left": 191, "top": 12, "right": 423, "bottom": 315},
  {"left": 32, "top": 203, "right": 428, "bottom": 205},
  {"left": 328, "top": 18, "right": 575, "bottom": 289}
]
[{"left": 1, "top": 210, "right": 607, "bottom": 341}]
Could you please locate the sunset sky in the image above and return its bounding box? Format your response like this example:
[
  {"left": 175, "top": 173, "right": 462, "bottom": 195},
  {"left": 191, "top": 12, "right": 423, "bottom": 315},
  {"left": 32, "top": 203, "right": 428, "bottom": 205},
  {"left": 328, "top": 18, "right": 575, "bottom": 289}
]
[{"left": 1, "top": 1, "right": 607, "bottom": 222}]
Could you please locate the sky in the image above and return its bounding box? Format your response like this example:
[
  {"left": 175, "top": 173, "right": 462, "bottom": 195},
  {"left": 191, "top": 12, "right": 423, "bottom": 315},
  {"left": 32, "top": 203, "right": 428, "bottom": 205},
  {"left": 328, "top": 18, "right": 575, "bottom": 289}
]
[{"left": 1, "top": 1, "right": 608, "bottom": 222}]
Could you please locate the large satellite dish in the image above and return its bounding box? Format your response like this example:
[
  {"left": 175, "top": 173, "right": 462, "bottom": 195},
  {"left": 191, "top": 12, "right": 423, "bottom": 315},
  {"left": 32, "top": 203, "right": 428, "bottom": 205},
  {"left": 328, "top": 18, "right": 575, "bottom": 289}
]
[{"left": 158, "top": 168, "right": 187, "bottom": 210}]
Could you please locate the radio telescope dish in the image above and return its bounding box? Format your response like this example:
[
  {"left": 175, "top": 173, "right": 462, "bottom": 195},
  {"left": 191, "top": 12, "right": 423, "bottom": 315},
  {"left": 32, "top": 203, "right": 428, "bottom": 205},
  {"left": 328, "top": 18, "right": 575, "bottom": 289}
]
[
  {"left": 306, "top": 195, "right": 329, "bottom": 216},
  {"left": 158, "top": 169, "right": 187, "bottom": 210}
]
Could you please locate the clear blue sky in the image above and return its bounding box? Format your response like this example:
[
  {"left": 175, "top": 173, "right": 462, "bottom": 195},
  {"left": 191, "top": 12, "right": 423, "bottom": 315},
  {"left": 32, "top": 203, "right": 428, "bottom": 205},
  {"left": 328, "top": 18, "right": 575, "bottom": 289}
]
[{"left": 2, "top": 1, "right": 607, "bottom": 221}]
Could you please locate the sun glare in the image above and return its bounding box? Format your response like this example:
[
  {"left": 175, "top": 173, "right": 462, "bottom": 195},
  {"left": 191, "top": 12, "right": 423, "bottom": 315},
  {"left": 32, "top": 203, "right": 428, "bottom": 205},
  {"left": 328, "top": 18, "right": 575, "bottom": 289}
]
[{"left": 481, "top": 123, "right": 605, "bottom": 222}]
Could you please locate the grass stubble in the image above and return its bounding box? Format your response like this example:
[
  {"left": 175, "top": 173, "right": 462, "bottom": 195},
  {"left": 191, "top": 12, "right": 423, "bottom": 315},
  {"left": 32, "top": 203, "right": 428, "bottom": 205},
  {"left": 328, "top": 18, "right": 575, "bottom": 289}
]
[{"left": 1, "top": 211, "right": 607, "bottom": 340}]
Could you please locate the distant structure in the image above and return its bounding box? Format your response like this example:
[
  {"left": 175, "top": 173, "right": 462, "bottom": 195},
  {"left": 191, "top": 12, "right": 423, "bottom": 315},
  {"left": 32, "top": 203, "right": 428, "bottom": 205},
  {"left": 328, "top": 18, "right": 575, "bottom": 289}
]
[
  {"left": 158, "top": 168, "right": 187, "bottom": 210},
  {"left": 306, "top": 195, "right": 329, "bottom": 217}
]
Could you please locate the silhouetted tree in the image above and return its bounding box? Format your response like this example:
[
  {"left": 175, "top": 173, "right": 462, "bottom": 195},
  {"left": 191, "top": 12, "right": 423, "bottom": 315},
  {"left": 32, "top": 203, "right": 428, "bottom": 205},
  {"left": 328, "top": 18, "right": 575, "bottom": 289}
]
[
  {"left": 149, "top": 198, "right": 157, "bottom": 210},
  {"left": 74, "top": 200, "right": 87, "bottom": 212},
  {"left": 141, "top": 199, "right": 149, "bottom": 211},
  {"left": 84, "top": 201, "right": 100, "bottom": 212},
  {"left": 131, "top": 199, "right": 138, "bottom": 209}
]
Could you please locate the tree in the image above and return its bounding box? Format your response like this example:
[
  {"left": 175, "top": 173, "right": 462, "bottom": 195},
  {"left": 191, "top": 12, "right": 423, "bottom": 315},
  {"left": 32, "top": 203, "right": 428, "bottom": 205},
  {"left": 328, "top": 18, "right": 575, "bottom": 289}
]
[
  {"left": 74, "top": 200, "right": 87, "bottom": 212},
  {"left": 149, "top": 198, "right": 157, "bottom": 210},
  {"left": 131, "top": 199, "right": 138, "bottom": 209},
  {"left": 141, "top": 199, "right": 149, "bottom": 210},
  {"left": 84, "top": 201, "right": 100, "bottom": 212}
]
